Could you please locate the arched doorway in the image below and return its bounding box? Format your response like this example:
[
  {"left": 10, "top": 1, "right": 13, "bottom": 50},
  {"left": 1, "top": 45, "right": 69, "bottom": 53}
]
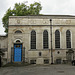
[{"left": 14, "top": 39, "right": 22, "bottom": 62}]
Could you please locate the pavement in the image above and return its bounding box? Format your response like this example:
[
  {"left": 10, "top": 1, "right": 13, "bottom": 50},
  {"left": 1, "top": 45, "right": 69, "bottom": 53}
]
[{"left": 0, "top": 64, "right": 75, "bottom": 75}]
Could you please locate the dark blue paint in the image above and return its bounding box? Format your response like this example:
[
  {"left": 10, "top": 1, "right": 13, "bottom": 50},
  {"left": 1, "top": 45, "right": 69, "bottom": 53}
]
[{"left": 14, "top": 44, "right": 22, "bottom": 62}]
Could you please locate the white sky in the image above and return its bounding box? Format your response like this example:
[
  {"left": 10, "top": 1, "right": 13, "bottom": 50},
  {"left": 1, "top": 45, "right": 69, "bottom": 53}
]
[{"left": 0, "top": 0, "right": 75, "bottom": 35}]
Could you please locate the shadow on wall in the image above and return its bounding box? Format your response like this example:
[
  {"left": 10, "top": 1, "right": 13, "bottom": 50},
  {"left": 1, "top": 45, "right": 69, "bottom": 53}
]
[{"left": 0, "top": 56, "right": 1, "bottom": 67}]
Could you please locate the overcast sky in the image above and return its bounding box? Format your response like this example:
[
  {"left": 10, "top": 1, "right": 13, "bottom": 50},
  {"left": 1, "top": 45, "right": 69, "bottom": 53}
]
[{"left": 0, "top": 0, "right": 75, "bottom": 35}]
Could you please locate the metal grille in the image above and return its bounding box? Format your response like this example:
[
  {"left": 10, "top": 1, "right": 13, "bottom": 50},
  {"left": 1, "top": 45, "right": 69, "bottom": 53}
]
[
  {"left": 55, "top": 30, "right": 60, "bottom": 48},
  {"left": 31, "top": 30, "right": 36, "bottom": 49},
  {"left": 66, "top": 30, "right": 71, "bottom": 48},
  {"left": 43, "top": 30, "right": 48, "bottom": 49}
]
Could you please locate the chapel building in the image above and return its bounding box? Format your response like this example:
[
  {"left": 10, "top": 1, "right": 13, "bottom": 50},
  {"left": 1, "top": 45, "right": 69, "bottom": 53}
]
[{"left": 0, "top": 15, "right": 75, "bottom": 65}]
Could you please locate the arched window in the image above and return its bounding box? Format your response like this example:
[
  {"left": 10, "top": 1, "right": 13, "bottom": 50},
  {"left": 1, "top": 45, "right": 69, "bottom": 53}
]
[
  {"left": 55, "top": 30, "right": 60, "bottom": 48},
  {"left": 66, "top": 30, "right": 71, "bottom": 48},
  {"left": 16, "top": 40, "right": 20, "bottom": 43},
  {"left": 43, "top": 30, "right": 48, "bottom": 49},
  {"left": 31, "top": 30, "right": 36, "bottom": 49},
  {"left": 14, "top": 39, "right": 22, "bottom": 43},
  {"left": 15, "top": 30, "right": 22, "bottom": 33}
]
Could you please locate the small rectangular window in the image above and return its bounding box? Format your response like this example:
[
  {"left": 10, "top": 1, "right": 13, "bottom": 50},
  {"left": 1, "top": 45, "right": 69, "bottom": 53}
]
[
  {"left": 39, "top": 52, "right": 42, "bottom": 56},
  {"left": 44, "top": 59, "right": 49, "bottom": 64},
  {"left": 30, "top": 60, "right": 36, "bottom": 64},
  {"left": 56, "top": 59, "right": 61, "bottom": 64}
]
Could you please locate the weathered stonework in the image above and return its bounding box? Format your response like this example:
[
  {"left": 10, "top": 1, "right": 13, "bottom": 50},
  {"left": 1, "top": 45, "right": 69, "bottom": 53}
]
[{"left": 1, "top": 15, "right": 75, "bottom": 65}]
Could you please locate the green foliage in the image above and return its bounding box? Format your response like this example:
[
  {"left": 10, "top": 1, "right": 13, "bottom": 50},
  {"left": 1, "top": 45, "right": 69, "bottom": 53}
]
[
  {"left": 2, "top": 2, "right": 42, "bottom": 33},
  {"left": 29, "top": 2, "right": 42, "bottom": 15}
]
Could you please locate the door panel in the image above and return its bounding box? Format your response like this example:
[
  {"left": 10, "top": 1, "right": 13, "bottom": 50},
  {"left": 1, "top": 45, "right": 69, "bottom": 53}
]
[{"left": 14, "top": 44, "right": 22, "bottom": 62}]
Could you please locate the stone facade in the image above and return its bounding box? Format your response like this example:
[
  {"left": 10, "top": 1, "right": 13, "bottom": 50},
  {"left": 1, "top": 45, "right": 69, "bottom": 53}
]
[
  {"left": 0, "top": 35, "right": 8, "bottom": 65},
  {"left": 1, "top": 15, "right": 75, "bottom": 65}
]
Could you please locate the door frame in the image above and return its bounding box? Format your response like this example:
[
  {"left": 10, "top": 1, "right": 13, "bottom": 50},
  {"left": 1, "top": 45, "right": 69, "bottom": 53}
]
[{"left": 13, "top": 43, "right": 23, "bottom": 62}]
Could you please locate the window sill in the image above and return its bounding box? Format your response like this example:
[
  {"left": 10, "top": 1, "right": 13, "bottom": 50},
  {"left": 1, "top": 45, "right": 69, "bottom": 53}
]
[{"left": 55, "top": 48, "right": 62, "bottom": 50}]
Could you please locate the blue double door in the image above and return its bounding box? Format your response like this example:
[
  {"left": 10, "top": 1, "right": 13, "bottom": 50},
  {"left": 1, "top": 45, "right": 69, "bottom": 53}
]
[{"left": 14, "top": 44, "right": 22, "bottom": 62}]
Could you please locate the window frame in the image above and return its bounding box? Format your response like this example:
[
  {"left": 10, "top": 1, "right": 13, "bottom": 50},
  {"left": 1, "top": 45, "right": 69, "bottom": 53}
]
[
  {"left": 31, "top": 30, "right": 36, "bottom": 49},
  {"left": 55, "top": 30, "right": 60, "bottom": 49},
  {"left": 43, "top": 30, "right": 49, "bottom": 49},
  {"left": 66, "top": 30, "right": 71, "bottom": 48}
]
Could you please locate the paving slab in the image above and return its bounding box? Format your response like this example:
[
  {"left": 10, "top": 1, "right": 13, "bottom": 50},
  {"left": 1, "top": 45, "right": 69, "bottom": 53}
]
[{"left": 0, "top": 64, "right": 75, "bottom": 75}]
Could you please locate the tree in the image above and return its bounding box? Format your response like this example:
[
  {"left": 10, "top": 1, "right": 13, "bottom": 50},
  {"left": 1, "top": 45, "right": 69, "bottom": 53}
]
[{"left": 2, "top": 2, "right": 42, "bottom": 33}]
